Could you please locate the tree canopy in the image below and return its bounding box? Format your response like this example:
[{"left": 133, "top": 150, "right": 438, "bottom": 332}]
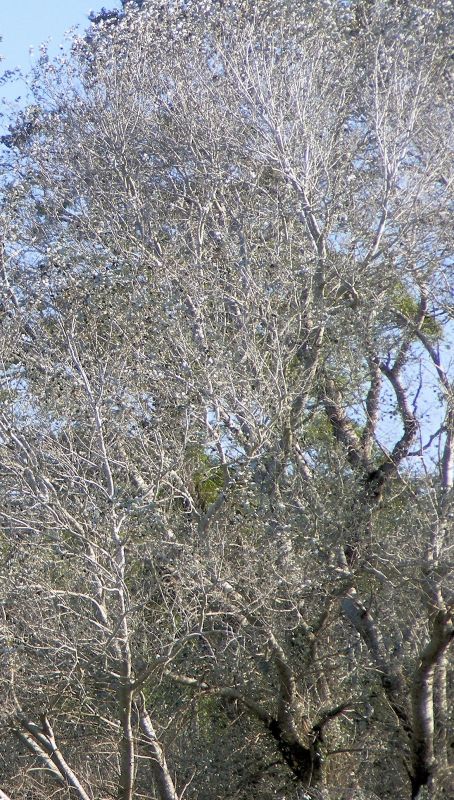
[{"left": 0, "top": 2, "right": 453, "bottom": 799}]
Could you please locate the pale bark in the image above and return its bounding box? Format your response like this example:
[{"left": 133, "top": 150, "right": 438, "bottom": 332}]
[
  {"left": 410, "top": 609, "right": 454, "bottom": 798},
  {"left": 433, "top": 652, "right": 448, "bottom": 770},
  {"left": 14, "top": 728, "right": 66, "bottom": 786},
  {"left": 138, "top": 694, "right": 180, "bottom": 800},
  {"left": 114, "top": 541, "right": 135, "bottom": 800},
  {"left": 117, "top": 674, "right": 135, "bottom": 800},
  {"left": 343, "top": 593, "right": 454, "bottom": 798},
  {"left": 15, "top": 716, "right": 92, "bottom": 800},
  {"left": 341, "top": 592, "right": 412, "bottom": 735}
]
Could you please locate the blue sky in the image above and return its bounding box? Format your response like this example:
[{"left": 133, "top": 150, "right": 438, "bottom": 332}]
[
  {"left": 0, "top": 1, "right": 121, "bottom": 129},
  {"left": 1, "top": 1, "right": 122, "bottom": 71},
  {"left": 1, "top": 1, "right": 121, "bottom": 112}
]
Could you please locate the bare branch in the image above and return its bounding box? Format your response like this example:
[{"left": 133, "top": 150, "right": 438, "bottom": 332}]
[{"left": 15, "top": 716, "right": 92, "bottom": 800}]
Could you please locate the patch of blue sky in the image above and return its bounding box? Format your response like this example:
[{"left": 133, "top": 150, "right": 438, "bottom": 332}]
[{"left": 0, "top": 1, "right": 122, "bottom": 129}]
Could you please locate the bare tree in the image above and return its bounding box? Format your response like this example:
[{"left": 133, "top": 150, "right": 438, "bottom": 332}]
[{"left": 0, "top": 2, "right": 452, "bottom": 799}]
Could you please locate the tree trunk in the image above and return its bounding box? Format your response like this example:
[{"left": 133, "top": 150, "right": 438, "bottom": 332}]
[
  {"left": 410, "top": 610, "right": 454, "bottom": 799},
  {"left": 138, "top": 694, "right": 180, "bottom": 800},
  {"left": 118, "top": 678, "right": 135, "bottom": 800},
  {"left": 267, "top": 719, "right": 322, "bottom": 787}
]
